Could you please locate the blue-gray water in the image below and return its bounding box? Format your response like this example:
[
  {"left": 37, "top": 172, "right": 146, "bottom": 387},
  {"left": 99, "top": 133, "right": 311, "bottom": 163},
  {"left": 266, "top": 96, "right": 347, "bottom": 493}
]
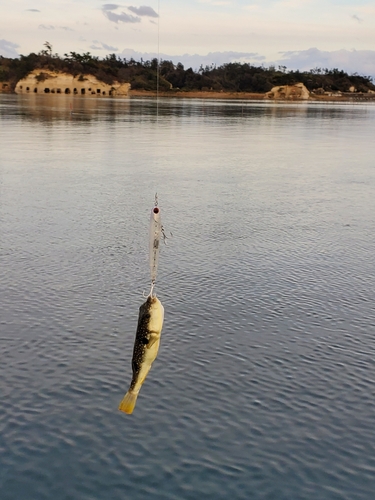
[{"left": 1, "top": 94, "right": 375, "bottom": 499}]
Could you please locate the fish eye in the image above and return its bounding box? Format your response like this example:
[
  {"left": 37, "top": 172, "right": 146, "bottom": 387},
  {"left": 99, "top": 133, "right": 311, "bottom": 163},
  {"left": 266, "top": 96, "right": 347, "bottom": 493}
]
[
  {"left": 153, "top": 207, "right": 159, "bottom": 214},
  {"left": 142, "top": 338, "right": 149, "bottom": 345}
]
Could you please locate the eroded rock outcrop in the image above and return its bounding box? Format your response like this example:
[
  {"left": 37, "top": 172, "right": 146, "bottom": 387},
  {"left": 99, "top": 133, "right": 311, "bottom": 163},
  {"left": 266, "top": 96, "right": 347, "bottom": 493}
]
[
  {"left": 265, "top": 83, "right": 310, "bottom": 100},
  {"left": 15, "top": 70, "right": 130, "bottom": 96},
  {"left": 0, "top": 82, "right": 11, "bottom": 93}
]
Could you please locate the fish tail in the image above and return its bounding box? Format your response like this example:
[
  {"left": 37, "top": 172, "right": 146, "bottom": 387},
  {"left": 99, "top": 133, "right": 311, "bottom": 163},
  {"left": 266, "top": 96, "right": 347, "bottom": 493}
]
[{"left": 118, "top": 390, "right": 138, "bottom": 414}]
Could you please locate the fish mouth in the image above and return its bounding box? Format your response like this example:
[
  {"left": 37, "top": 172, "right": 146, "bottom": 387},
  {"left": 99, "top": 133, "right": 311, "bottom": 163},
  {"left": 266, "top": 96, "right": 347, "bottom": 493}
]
[{"left": 148, "top": 295, "right": 164, "bottom": 317}]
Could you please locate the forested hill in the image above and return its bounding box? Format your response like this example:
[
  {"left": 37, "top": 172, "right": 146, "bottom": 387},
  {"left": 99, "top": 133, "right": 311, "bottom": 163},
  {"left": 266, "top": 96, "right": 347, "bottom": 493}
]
[{"left": 1, "top": 50, "right": 375, "bottom": 94}]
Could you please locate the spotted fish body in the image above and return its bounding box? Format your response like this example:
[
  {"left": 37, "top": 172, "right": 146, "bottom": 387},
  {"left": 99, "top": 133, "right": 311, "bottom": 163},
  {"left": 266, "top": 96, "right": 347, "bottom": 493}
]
[{"left": 118, "top": 295, "right": 164, "bottom": 414}]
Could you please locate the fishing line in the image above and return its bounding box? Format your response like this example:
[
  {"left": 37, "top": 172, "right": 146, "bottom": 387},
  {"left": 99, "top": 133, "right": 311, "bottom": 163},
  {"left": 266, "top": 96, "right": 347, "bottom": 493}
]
[
  {"left": 118, "top": 2, "right": 166, "bottom": 416},
  {"left": 156, "top": 0, "right": 160, "bottom": 121}
]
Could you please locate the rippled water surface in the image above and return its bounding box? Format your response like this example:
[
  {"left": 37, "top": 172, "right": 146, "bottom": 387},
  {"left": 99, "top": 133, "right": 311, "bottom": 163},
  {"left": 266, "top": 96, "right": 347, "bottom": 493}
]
[{"left": 1, "top": 94, "right": 375, "bottom": 499}]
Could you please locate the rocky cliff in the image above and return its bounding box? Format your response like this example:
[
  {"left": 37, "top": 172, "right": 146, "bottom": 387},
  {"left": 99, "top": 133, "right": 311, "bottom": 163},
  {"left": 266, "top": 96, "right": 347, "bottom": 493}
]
[
  {"left": 14, "top": 70, "right": 130, "bottom": 96},
  {"left": 265, "top": 83, "right": 310, "bottom": 100}
]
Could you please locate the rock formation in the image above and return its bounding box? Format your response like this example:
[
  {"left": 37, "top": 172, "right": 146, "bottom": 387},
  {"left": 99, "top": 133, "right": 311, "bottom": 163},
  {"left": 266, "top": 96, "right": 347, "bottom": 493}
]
[
  {"left": 265, "top": 83, "right": 310, "bottom": 100},
  {"left": 0, "top": 82, "right": 11, "bottom": 93},
  {"left": 15, "top": 70, "right": 130, "bottom": 96}
]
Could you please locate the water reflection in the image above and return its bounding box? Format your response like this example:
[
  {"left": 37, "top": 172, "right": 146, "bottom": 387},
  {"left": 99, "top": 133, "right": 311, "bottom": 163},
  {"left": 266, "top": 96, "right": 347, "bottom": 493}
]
[
  {"left": 1, "top": 95, "right": 375, "bottom": 500},
  {"left": 1, "top": 94, "right": 372, "bottom": 126},
  {"left": 0, "top": 94, "right": 130, "bottom": 123}
]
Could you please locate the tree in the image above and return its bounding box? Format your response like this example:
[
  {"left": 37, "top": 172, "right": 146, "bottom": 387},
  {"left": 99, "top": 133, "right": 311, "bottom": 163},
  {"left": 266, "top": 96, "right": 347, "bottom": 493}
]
[{"left": 44, "top": 41, "right": 53, "bottom": 57}]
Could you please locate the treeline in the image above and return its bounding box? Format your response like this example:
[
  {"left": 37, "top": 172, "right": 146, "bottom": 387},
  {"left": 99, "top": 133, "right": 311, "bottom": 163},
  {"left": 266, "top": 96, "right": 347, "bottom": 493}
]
[{"left": 1, "top": 47, "right": 375, "bottom": 94}]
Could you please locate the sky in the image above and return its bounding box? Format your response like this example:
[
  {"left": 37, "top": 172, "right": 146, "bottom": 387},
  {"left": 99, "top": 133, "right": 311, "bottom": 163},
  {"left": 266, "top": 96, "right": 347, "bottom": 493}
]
[{"left": 1, "top": 0, "right": 375, "bottom": 77}]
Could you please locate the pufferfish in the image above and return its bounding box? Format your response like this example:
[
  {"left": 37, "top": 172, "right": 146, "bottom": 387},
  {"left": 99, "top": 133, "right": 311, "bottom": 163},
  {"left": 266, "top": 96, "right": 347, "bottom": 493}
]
[{"left": 118, "top": 295, "right": 164, "bottom": 414}]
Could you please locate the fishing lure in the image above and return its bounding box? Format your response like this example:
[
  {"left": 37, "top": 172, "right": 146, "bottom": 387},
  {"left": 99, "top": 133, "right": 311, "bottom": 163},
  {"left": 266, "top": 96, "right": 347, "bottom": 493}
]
[{"left": 148, "top": 194, "right": 165, "bottom": 297}]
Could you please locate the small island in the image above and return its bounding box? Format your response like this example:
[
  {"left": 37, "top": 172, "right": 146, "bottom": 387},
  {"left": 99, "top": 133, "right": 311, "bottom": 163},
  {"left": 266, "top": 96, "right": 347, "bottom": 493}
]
[{"left": 1, "top": 45, "right": 375, "bottom": 101}]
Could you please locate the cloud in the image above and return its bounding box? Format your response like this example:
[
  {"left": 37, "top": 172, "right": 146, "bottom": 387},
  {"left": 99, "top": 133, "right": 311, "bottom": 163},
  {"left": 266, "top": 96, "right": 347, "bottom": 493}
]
[
  {"left": 102, "top": 9, "right": 140, "bottom": 23},
  {"left": 38, "top": 24, "right": 73, "bottom": 32},
  {"left": 128, "top": 5, "right": 158, "bottom": 17},
  {"left": 115, "top": 47, "right": 375, "bottom": 79},
  {"left": 90, "top": 40, "right": 119, "bottom": 51},
  {"left": 198, "top": 0, "right": 232, "bottom": 5},
  {"left": 0, "top": 39, "right": 19, "bottom": 58},
  {"left": 102, "top": 4, "right": 120, "bottom": 10},
  {"left": 351, "top": 14, "right": 363, "bottom": 23},
  {"left": 276, "top": 48, "right": 375, "bottom": 78},
  {"left": 26, "top": 8, "right": 40, "bottom": 12},
  {"left": 119, "top": 48, "right": 265, "bottom": 69},
  {"left": 101, "top": 3, "right": 156, "bottom": 23}
]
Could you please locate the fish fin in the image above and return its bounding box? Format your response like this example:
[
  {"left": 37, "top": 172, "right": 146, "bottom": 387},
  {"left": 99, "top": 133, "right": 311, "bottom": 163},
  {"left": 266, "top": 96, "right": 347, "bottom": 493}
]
[
  {"left": 118, "top": 391, "right": 138, "bottom": 414},
  {"left": 146, "top": 332, "right": 159, "bottom": 349}
]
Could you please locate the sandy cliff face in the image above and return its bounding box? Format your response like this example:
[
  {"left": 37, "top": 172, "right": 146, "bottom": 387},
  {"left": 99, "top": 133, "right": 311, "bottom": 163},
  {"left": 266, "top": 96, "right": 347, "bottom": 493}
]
[
  {"left": 15, "top": 70, "right": 130, "bottom": 96},
  {"left": 265, "top": 83, "right": 310, "bottom": 100}
]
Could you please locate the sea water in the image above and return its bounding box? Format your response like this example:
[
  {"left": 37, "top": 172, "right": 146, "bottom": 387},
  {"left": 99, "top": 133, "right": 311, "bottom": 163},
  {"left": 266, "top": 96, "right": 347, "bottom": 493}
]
[{"left": 1, "top": 94, "right": 375, "bottom": 499}]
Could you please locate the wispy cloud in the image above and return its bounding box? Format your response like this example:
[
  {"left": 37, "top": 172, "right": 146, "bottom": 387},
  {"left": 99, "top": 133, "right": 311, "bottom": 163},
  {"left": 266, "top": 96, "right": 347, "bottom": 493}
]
[
  {"left": 119, "top": 48, "right": 265, "bottom": 69},
  {"left": 101, "top": 3, "right": 157, "bottom": 23},
  {"left": 0, "top": 39, "right": 19, "bottom": 57},
  {"left": 128, "top": 6, "right": 158, "bottom": 17},
  {"left": 102, "top": 7, "right": 140, "bottom": 23},
  {"left": 102, "top": 4, "right": 120, "bottom": 10},
  {"left": 197, "top": 0, "right": 232, "bottom": 5},
  {"left": 115, "top": 47, "right": 375, "bottom": 79},
  {"left": 38, "top": 24, "right": 73, "bottom": 32},
  {"left": 90, "top": 40, "right": 119, "bottom": 51},
  {"left": 276, "top": 48, "right": 375, "bottom": 78},
  {"left": 351, "top": 14, "right": 363, "bottom": 23},
  {"left": 26, "top": 8, "right": 40, "bottom": 12}
]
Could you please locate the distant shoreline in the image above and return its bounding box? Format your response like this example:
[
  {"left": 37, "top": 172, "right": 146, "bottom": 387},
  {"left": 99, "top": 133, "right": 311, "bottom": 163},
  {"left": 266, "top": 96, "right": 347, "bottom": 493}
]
[
  {"left": 2, "top": 87, "right": 374, "bottom": 103},
  {"left": 129, "top": 89, "right": 375, "bottom": 102}
]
